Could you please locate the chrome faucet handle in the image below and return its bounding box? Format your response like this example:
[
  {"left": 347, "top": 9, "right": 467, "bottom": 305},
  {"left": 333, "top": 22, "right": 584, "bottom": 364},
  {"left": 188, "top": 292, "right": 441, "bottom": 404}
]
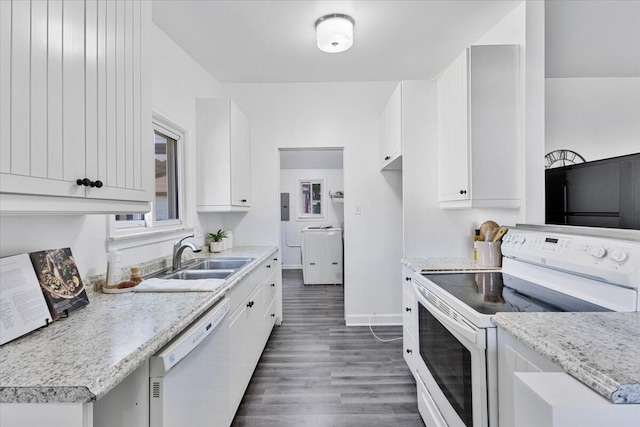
[{"left": 174, "top": 233, "right": 195, "bottom": 248}]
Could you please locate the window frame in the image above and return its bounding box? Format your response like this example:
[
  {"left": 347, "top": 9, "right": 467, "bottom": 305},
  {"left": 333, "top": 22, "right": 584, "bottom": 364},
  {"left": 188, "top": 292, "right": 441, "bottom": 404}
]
[
  {"left": 107, "top": 112, "right": 190, "bottom": 247},
  {"left": 297, "top": 178, "right": 326, "bottom": 221}
]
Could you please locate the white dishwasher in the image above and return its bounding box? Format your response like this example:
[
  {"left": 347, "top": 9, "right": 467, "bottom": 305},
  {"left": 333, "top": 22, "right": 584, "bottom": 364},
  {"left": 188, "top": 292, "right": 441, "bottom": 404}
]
[{"left": 149, "top": 298, "right": 231, "bottom": 427}]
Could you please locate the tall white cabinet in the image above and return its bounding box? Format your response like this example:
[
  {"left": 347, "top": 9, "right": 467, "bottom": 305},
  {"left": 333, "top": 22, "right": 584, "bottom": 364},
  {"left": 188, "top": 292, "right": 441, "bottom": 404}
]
[
  {"left": 196, "top": 99, "right": 251, "bottom": 212},
  {"left": 0, "top": 0, "right": 153, "bottom": 214},
  {"left": 437, "top": 44, "right": 520, "bottom": 209}
]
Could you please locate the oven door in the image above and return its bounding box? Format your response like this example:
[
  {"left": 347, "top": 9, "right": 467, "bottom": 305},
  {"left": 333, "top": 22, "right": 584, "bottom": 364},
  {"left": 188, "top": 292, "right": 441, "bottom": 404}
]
[{"left": 414, "top": 282, "right": 488, "bottom": 427}]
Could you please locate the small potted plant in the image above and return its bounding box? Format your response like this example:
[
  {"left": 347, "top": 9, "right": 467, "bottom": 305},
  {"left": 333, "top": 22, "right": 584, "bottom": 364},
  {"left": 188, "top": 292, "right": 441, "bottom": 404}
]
[{"left": 207, "top": 229, "right": 227, "bottom": 253}]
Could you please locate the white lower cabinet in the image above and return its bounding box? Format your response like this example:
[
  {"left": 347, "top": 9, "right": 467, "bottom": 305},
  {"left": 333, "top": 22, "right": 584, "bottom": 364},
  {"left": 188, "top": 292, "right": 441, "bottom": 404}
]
[
  {"left": 227, "top": 252, "right": 281, "bottom": 421},
  {"left": 401, "top": 266, "right": 418, "bottom": 377}
]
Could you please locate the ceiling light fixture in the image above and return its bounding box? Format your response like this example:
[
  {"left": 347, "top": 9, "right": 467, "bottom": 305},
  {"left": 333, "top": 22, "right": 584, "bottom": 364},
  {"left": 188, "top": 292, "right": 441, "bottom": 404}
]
[{"left": 315, "top": 14, "right": 355, "bottom": 53}]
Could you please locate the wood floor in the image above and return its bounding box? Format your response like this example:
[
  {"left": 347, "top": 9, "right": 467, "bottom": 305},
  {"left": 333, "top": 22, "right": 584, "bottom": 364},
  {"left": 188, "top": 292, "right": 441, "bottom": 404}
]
[{"left": 231, "top": 269, "right": 425, "bottom": 427}]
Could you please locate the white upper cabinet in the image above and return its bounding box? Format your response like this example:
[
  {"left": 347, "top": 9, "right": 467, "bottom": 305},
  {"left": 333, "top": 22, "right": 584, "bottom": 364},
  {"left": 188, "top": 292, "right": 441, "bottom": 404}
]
[
  {"left": 437, "top": 45, "right": 520, "bottom": 209},
  {"left": 379, "top": 82, "right": 403, "bottom": 171},
  {"left": 0, "top": 0, "right": 153, "bottom": 214},
  {"left": 196, "top": 99, "right": 251, "bottom": 212}
]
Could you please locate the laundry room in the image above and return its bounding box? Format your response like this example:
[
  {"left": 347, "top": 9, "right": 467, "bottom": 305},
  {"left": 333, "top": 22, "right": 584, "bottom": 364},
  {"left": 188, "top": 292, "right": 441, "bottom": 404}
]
[{"left": 279, "top": 148, "right": 344, "bottom": 283}]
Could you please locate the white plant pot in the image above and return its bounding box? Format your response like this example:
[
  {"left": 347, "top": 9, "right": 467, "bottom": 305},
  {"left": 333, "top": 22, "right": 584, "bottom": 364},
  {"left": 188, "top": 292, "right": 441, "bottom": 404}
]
[{"left": 210, "top": 241, "right": 223, "bottom": 253}]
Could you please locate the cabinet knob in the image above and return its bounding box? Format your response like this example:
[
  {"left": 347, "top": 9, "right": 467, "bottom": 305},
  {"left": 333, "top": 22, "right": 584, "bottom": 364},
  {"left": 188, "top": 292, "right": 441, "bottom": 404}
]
[
  {"left": 241, "top": 199, "right": 247, "bottom": 203},
  {"left": 459, "top": 190, "right": 467, "bottom": 195},
  {"left": 266, "top": 264, "right": 271, "bottom": 269},
  {"left": 90, "top": 180, "right": 103, "bottom": 188},
  {"left": 247, "top": 301, "right": 254, "bottom": 308},
  {"left": 76, "top": 178, "right": 91, "bottom": 187},
  {"left": 332, "top": 262, "right": 338, "bottom": 265},
  {"left": 271, "top": 313, "right": 275, "bottom": 317},
  {"left": 271, "top": 283, "right": 275, "bottom": 287},
  {"left": 406, "top": 349, "right": 412, "bottom": 354},
  {"left": 385, "top": 156, "right": 390, "bottom": 161},
  {"left": 309, "top": 262, "right": 316, "bottom": 265},
  {"left": 405, "top": 277, "right": 411, "bottom": 282},
  {"left": 405, "top": 307, "right": 411, "bottom": 312},
  {"left": 273, "top": 258, "right": 278, "bottom": 261}
]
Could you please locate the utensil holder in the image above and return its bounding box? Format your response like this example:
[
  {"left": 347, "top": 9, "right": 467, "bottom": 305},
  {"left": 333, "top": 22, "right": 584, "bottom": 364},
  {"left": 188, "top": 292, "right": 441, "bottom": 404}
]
[{"left": 476, "top": 242, "right": 502, "bottom": 267}]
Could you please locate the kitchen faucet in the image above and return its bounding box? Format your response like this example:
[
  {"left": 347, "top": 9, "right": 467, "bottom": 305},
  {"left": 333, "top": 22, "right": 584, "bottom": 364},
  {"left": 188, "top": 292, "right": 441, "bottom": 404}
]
[{"left": 172, "top": 233, "right": 201, "bottom": 271}]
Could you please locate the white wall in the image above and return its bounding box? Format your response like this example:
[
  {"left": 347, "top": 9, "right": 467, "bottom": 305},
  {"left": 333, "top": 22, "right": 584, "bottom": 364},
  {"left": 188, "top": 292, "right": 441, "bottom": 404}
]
[
  {"left": 546, "top": 78, "right": 640, "bottom": 162},
  {"left": 279, "top": 168, "right": 344, "bottom": 268},
  {"left": 221, "top": 82, "right": 403, "bottom": 325},
  {"left": 0, "top": 24, "right": 223, "bottom": 278}
]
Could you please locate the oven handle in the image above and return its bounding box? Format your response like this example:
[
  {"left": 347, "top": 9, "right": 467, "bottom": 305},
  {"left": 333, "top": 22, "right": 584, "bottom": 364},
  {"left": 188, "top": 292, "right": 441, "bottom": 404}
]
[{"left": 414, "top": 282, "right": 480, "bottom": 345}]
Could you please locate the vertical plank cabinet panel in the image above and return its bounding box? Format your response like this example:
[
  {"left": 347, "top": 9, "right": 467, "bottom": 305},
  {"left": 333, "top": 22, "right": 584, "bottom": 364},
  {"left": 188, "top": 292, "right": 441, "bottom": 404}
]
[
  {"left": 47, "top": 0, "right": 64, "bottom": 181},
  {"left": 105, "top": 0, "right": 118, "bottom": 189},
  {"left": 96, "top": 0, "right": 108, "bottom": 186},
  {"left": 230, "top": 101, "right": 251, "bottom": 207},
  {"left": 85, "top": 0, "right": 99, "bottom": 180},
  {"left": 124, "top": 0, "right": 135, "bottom": 189},
  {"left": 115, "top": 0, "right": 126, "bottom": 189},
  {"left": 0, "top": 0, "right": 151, "bottom": 213},
  {"left": 62, "top": 0, "right": 86, "bottom": 184},
  {"left": 132, "top": 0, "right": 142, "bottom": 190},
  {"left": 31, "top": 0, "right": 48, "bottom": 178},
  {"left": 379, "top": 82, "right": 402, "bottom": 171},
  {"left": 0, "top": 0, "right": 12, "bottom": 174},
  {"left": 10, "top": 0, "right": 30, "bottom": 176},
  {"left": 437, "top": 50, "right": 469, "bottom": 202}
]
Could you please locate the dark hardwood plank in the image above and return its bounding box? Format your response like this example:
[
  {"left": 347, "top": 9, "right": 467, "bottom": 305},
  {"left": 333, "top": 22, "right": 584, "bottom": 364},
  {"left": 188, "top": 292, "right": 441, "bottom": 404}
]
[{"left": 231, "top": 269, "right": 425, "bottom": 427}]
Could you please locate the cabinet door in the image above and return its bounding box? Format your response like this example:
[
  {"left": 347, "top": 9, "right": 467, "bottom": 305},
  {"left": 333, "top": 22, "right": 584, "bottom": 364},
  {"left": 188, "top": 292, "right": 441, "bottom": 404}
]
[
  {"left": 437, "top": 50, "right": 470, "bottom": 202},
  {"left": 0, "top": 0, "right": 85, "bottom": 199},
  {"left": 379, "top": 83, "right": 402, "bottom": 170},
  {"left": 229, "top": 302, "right": 251, "bottom": 415},
  {"left": 230, "top": 101, "right": 251, "bottom": 207},
  {"left": 88, "top": 0, "right": 152, "bottom": 203}
]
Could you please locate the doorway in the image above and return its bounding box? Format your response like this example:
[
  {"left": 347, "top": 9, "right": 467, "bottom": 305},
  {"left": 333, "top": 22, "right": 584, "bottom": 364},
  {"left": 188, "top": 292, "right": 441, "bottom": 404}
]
[{"left": 278, "top": 148, "right": 344, "bottom": 278}]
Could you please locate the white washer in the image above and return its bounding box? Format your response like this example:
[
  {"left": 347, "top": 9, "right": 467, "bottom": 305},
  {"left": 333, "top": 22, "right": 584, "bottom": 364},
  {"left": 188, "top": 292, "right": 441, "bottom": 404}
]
[{"left": 301, "top": 227, "right": 343, "bottom": 285}]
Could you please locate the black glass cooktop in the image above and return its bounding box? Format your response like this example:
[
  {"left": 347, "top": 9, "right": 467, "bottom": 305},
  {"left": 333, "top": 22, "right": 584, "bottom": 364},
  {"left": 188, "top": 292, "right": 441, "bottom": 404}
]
[{"left": 420, "top": 272, "right": 611, "bottom": 315}]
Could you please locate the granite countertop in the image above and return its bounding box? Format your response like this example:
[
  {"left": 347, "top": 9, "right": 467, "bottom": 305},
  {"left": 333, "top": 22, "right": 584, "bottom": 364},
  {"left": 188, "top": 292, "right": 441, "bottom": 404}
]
[
  {"left": 493, "top": 312, "right": 640, "bottom": 404},
  {"left": 402, "top": 257, "right": 501, "bottom": 273},
  {"left": 0, "top": 246, "right": 277, "bottom": 404}
]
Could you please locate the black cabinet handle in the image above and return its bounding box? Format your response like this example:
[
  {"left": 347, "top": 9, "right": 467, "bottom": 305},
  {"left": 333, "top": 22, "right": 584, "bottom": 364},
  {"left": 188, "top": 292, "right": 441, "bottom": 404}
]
[
  {"left": 241, "top": 199, "right": 247, "bottom": 203},
  {"left": 271, "top": 313, "right": 275, "bottom": 317},
  {"left": 405, "top": 307, "right": 411, "bottom": 312},
  {"left": 459, "top": 190, "right": 467, "bottom": 195},
  {"left": 273, "top": 258, "right": 278, "bottom": 261},
  {"left": 77, "top": 178, "right": 103, "bottom": 188},
  {"left": 385, "top": 156, "right": 390, "bottom": 161},
  {"left": 266, "top": 264, "right": 271, "bottom": 269},
  {"left": 405, "top": 277, "right": 411, "bottom": 282},
  {"left": 309, "top": 262, "right": 316, "bottom": 265},
  {"left": 332, "top": 262, "right": 338, "bottom": 265},
  {"left": 271, "top": 283, "right": 275, "bottom": 287},
  {"left": 406, "top": 349, "right": 412, "bottom": 354},
  {"left": 247, "top": 301, "right": 254, "bottom": 308}
]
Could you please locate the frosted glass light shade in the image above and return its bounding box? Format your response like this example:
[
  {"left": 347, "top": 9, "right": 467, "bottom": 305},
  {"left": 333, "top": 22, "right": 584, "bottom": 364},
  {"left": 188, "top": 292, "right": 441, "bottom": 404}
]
[{"left": 315, "top": 14, "right": 355, "bottom": 53}]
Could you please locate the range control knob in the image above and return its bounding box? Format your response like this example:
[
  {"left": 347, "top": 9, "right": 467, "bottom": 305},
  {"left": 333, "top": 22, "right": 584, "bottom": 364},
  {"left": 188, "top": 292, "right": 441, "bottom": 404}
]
[
  {"left": 609, "top": 249, "right": 629, "bottom": 263},
  {"left": 590, "top": 246, "right": 607, "bottom": 259},
  {"left": 516, "top": 235, "right": 526, "bottom": 244}
]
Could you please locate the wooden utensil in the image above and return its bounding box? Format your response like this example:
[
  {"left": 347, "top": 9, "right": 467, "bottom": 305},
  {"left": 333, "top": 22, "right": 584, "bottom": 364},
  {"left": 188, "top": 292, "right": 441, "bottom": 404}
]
[{"left": 492, "top": 226, "right": 509, "bottom": 242}]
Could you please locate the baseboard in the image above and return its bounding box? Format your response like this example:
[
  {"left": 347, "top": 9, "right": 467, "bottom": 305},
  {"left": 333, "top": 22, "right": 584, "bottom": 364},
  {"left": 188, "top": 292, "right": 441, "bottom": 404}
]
[
  {"left": 345, "top": 313, "right": 403, "bottom": 327},
  {"left": 282, "top": 265, "right": 302, "bottom": 270}
]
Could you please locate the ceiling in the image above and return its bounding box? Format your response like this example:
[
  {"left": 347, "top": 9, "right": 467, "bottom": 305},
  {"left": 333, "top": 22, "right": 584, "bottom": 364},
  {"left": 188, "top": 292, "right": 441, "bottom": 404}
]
[
  {"left": 152, "top": 0, "right": 521, "bottom": 83},
  {"left": 545, "top": 0, "right": 640, "bottom": 78}
]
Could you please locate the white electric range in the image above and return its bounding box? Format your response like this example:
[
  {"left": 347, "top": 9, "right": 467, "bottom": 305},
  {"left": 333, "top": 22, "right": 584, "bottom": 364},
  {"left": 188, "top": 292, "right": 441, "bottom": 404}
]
[{"left": 411, "top": 226, "right": 640, "bottom": 427}]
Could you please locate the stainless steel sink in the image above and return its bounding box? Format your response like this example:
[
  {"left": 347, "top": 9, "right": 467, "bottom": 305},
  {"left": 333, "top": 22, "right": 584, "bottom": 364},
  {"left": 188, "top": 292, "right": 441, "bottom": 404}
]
[
  {"left": 147, "top": 257, "right": 255, "bottom": 281},
  {"left": 162, "top": 269, "right": 235, "bottom": 280},
  {"left": 189, "top": 257, "right": 254, "bottom": 270}
]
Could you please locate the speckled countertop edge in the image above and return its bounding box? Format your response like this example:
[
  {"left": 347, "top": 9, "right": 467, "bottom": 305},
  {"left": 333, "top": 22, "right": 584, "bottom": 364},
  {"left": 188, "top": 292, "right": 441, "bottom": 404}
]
[
  {"left": 401, "top": 257, "right": 501, "bottom": 273},
  {"left": 0, "top": 246, "right": 277, "bottom": 404},
  {"left": 493, "top": 312, "right": 640, "bottom": 404}
]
